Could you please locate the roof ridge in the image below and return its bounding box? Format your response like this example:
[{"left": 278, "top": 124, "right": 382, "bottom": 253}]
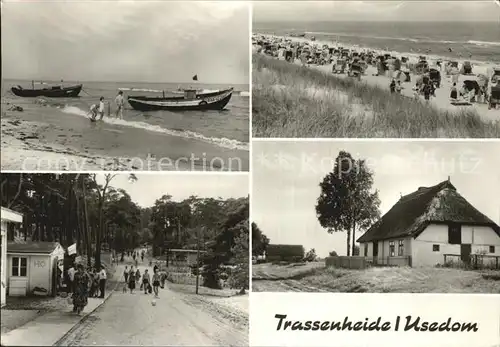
[
  {"left": 357, "top": 179, "right": 496, "bottom": 244},
  {"left": 401, "top": 179, "right": 454, "bottom": 201}
]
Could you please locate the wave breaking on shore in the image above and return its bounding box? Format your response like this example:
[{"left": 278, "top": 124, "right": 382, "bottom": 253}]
[{"left": 61, "top": 105, "right": 249, "bottom": 151}]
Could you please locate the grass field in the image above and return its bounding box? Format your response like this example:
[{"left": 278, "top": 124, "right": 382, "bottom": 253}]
[
  {"left": 252, "top": 54, "right": 500, "bottom": 138},
  {"left": 252, "top": 262, "right": 500, "bottom": 293}
]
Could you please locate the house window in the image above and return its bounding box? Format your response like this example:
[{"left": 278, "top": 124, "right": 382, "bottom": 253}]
[
  {"left": 433, "top": 244, "right": 440, "bottom": 252},
  {"left": 448, "top": 224, "right": 461, "bottom": 244},
  {"left": 364, "top": 244, "right": 368, "bottom": 257},
  {"left": 398, "top": 240, "right": 404, "bottom": 256},
  {"left": 490, "top": 246, "right": 495, "bottom": 253},
  {"left": 12, "top": 257, "right": 27, "bottom": 277},
  {"left": 389, "top": 241, "right": 395, "bottom": 257}
]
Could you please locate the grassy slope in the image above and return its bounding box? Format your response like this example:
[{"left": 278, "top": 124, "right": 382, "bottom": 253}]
[
  {"left": 252, "top": 262, "right": 500, "bottom": 293},
  {"left": 252, "top": 54, "right": 500, "bottom": 138}
]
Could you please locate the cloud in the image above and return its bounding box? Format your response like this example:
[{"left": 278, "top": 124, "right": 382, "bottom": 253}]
[
  {"left": 2, "top": 1, "right": 249, "bottom": 83},
  {"left": 253, "top": 1, "right": 499, "bottom": 22}
]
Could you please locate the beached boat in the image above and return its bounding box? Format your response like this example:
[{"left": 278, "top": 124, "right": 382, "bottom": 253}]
[
  {"left": 127, "top": 88, "right": 233, "bottom": 111},
  {"left": 11, "top": 84, "right": 82, "bottom": 98},
  {"left": 128, "top": 88, "right": 225, "bottom": 101}
]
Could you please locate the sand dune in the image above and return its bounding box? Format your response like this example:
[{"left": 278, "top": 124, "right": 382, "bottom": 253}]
[{"left": 254, "top": 33, "right": 499, "bottom": 123}]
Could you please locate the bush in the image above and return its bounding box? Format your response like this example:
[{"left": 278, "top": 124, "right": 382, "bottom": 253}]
[
  {"left": 304, "top": 248, "right": 317, "bottom": 262},
  {"left": 329, "top": 251, "right": 338, "bottom": 257}
]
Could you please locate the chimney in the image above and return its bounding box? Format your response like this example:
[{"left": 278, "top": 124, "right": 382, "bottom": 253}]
[{"left": 447, "top": 176, "right": 450, "bottom": 182}]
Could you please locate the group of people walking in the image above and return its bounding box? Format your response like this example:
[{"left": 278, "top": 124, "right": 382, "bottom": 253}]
[
  {"left": 66, "top": 263, "right": 107, "bottom": 314},
  {"left": 123, "top": 263, "right": 163, "bottom": 298}
]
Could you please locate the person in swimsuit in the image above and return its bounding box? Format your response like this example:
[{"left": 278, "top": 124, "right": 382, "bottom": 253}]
[
  {"left": 98, "top": 97, "right": 105, "bottom": 120},
  {"left": 115, "top": 91, "right": 124, "bottom": 119},
  {"left": 152, "top": 268, "right": 161, "bottom": 298},
  {"left": 87, "top": 104, "right": 98, "bottom": 120},
  {"left": 142, "top": 269, "right": 151, "bottom": 294},
  {"left": 450, "top": 83, "right": 458, "bottom": 101},
  {"left": 128, "top": 266, "right": 136, "bottom": 294}
]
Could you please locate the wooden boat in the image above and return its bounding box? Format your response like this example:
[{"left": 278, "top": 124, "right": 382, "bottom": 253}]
[
  {"left": 127, "top": 88, "right": 233, "bottom": 111},
  {"left": 127, "top": 88, "right": 225, "bottom": 101},
  {"left": 11, "top": 84, "right": 82, "bottom": 98}
]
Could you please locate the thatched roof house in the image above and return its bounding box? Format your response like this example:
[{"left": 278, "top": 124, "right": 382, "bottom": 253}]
[{"left": 357, "top": 179, "right": 500, "bottom": 267}]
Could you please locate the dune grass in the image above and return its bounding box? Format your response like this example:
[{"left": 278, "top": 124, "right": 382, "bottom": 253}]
[{"left": 252, "top": 54, "right": 500, "bottom": 138}]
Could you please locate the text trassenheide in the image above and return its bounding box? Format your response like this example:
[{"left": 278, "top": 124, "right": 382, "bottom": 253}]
[{"left": 274, "top": 314, "right": 478, "bottom": 332}]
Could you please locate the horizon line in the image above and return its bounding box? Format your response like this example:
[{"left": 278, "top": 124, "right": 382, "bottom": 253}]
[
  {"left": 254, "top": 19, "right": 500, "bottom": 23},
  {"left": 2, "top": 78, "right": 249, "bottom": 86}
]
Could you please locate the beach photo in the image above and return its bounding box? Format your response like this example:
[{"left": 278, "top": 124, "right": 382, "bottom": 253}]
[
  {"left": 1, "top": 1, "right": 250, "bottom": 171},
  {"left": 1, "top": 173, "right": 249, "bottom": 346},
  {"left": 252, "top": 140, "right": 500, "bottom": 293},
  {"left": 252, "top": 1, "right": 500, "bottom": 138}
]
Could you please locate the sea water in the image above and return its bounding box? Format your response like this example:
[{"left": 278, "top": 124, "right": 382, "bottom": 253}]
[
  {"left": 254, "top": 21, "right": 500, "bottom": 63},
  {"left": 1, "top": 80, "right": 249, "bottom": 151}
]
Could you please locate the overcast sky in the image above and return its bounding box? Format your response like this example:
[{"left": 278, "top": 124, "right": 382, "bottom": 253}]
[
  {"left": 252, "top": 141, "right": 500, "bottom": 258},
  {"left": 1, "top": 1, "right": 249, "bottom": 84},
  {"left": 254, "top": 1, "right": 500, "bottom": 22},
  {"left": 95, "top": 173, "right": 248, "bottom": 208}
]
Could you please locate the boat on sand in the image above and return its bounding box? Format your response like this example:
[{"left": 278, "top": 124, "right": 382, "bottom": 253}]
[
  {"left": 127, "top": 88, "right": 233, "bottom": 111},
  {"left": 11, "top": 84, "right": 82, "bottom": 98}
]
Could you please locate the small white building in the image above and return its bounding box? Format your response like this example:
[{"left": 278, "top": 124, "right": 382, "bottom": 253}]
[
  {"left": 1, "top": 207, "right": 23, "bottom": 307},
  {"left": 7, "top": 241, "right": 65, "bottom": 297},
  {"left": 169, "top": 249, "right": 205, "bottom": 265},
  {"left": 357, "top": 179, "right": 500, "bottom": 268}
]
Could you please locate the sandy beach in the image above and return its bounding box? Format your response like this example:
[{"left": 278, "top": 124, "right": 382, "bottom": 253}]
[
  {"left": 1, "top": 98, "right": 249, "bottom": 171},
  {"left": 254, "top": 33, "right": 499, "bottom": 123}
]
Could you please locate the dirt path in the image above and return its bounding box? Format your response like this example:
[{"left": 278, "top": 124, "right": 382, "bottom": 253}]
[{"left": 57, "top": 262, "right": 248, "bottom": 346}]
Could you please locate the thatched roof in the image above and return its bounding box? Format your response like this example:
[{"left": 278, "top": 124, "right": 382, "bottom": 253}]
[{"left": 357, "top": 180, "right": 499, "bottom": 243}]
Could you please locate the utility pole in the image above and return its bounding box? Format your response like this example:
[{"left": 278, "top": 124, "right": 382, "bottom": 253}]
[
  {"left": 177, "top": 218, "right": 181, "bottom": 245},
  {"left": 195, "top": 226, "right": 203, "bottom": 295}
]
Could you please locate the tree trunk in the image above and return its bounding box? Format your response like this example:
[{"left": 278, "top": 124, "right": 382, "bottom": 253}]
[
  {"left": 351, "top": 219, "right": 356, "bottom": 256},
  {"left": 82, "top": 180, "right": 92, "bottom": 269},
  {"left": 346, "top": 228, "right": 351, "bottom": 257},
  {"left": 95, "top": 199, "right": 103, "bottom": 270}
]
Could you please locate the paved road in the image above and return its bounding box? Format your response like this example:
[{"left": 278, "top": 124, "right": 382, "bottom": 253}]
[{"left": 57, "top": 261, "right": 247, "bottom": 346}]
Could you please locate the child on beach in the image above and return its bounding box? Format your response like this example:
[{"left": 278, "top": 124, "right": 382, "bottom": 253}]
[
  {"left": 98, "top": 97, "right": 105, "bottom": 120},
  {"left": 88, "top": 104, "right": 98, "bottom": 120},
  {"left": 395, "top": 81, "right": 403, "bottom": 94},
  {"left": 389, "top": 79, "right": 396, "bottom": 93}
]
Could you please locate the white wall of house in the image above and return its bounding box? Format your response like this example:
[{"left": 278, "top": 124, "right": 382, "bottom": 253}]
[
  {"left": 1, "top": 208, "right": 23, "bottom": 306},
  {"left": 361, "top": 237, "right": 412, "bottom": 266},
  {"left": 1, "top": 221, "right": 7, "bottom": 307},
  {"left": 412, "top": 224, "right": 500, "bottom": 267},
  {"left": 7, "top": 245, "right": 64, "bottom": 296}
]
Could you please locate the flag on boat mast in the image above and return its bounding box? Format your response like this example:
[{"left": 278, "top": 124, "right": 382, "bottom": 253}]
[{"left": 192, "top": 74, "right": 198, "bottom": 81}]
